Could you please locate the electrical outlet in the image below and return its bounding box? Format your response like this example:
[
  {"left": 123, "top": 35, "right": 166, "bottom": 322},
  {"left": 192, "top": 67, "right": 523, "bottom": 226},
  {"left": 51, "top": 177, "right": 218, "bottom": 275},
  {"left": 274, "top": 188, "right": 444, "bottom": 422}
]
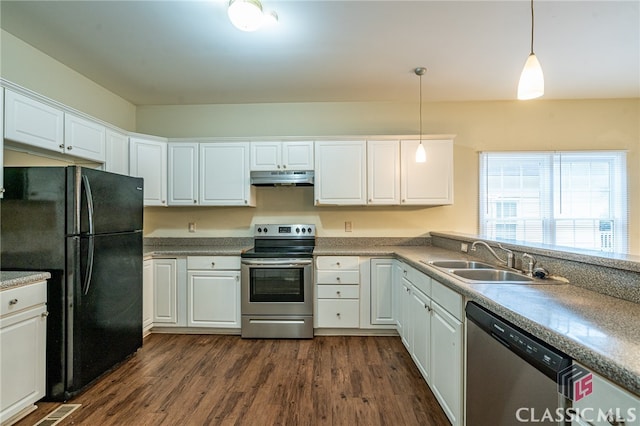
[
  {"left": 188, "top": 222, "right": 196, "bottom": 233},
  {"left": 345, "top": 221, "right": 352, "bottom": 232},
  {"left": 460, "top": 243, "right": 468, "bottom": 253}
]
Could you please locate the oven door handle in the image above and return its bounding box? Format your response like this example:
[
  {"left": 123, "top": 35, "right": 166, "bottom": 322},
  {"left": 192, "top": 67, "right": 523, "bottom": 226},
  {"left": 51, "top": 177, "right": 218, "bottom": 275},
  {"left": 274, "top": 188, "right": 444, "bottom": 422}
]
[{"left": 241, "top": 259, "right": 312, "bottom": 266}]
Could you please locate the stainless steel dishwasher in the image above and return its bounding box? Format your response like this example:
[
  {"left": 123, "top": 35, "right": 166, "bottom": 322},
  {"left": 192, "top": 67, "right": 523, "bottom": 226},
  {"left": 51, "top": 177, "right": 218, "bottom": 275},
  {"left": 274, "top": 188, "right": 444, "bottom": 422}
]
[{"left": 466, "top": 302, "right": 572, "bottom": 426}]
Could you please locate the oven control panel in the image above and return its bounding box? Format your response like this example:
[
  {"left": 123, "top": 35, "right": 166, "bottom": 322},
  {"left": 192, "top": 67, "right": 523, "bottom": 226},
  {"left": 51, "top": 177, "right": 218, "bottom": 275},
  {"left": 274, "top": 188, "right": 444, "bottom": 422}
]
[{"left": 255, "top": 224, "right": 315, "bottom": 237}]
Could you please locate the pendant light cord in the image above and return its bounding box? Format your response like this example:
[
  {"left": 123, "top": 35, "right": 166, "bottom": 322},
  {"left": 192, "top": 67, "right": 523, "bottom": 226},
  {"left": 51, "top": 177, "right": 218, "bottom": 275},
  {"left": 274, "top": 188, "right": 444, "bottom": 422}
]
[
  {"left": 419, "top": 73, "right": 423, "bottom": 142},
  {"left": 530, "top": 0, "right": 535, "bottom": 55}
]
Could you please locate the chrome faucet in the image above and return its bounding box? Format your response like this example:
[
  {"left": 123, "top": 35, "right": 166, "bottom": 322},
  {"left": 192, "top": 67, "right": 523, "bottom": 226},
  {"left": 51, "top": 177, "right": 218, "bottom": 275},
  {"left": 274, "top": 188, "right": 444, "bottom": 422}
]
[
  {"left": 522, "top": 253, "right": 536, "bottom": 277},
  {"left": 471, "top": 241, "right": 515, "bottom": 268}
]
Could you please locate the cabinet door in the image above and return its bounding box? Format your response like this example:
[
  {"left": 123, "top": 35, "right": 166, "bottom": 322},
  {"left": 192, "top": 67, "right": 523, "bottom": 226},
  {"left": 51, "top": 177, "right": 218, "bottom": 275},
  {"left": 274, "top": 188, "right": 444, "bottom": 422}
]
[
  {"left": 130, "top": 137, "right": 167, "bottom": 206},
  {"left": 400, "top": 277, "right": 412, "bottom": 350},
  {"left": 431, "top": 302, "right": 463, "bottom": 426},
  {"left": 152, "top": 259, "right": 177, "bottom": 324},
  {"left": 168, "top": 143, "right": 199, "bottom": 206},
  {"left": 367, "top": 140, "right": 400, "bottom": 205},
  {"left": 0, "top": 305, "right": 46, "bottom": 422},
  {"left": 410, "top": 286, "right": 431, "bottom": 383},
  {"left": 400, "top": 139, "right": 453, "bottom": 205},
  {"left": 282, "top": 141, "right": 314, "bottom": 170},
  {"left": 105, "top": 130, "right": 130, "bottom": 175},
  {"left": 393, "top": 261, "right": 404, "bottom": 332},
  {"left": 370, "top": 259, "right": 395, "bottom": 325},
  {"left": 200, "top": 142, "right": 254, "bottom": 206},
  {"left": 64, "top": 113, "right": 106, "bottom": 162},
  {"left": 4, "top": 89, "right": 64, "bottom": 153},
  {"left": 314, "top": 140, "right": 367, "bottom": 205},
  {"left": 142, "top": 259, "right": 154, "bottom": 334},
  {"left": 250, "top": 141, "right": 282, "bottom": 170},
  {"left": 187, "top": 271, "right": 240, "bottom": 328}
]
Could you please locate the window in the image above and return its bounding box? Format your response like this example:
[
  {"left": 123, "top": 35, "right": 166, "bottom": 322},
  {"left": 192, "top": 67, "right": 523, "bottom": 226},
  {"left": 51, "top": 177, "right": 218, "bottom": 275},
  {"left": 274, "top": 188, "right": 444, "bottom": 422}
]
[{"left": 479, "top": 151, "right": 628, "bottom": 253}]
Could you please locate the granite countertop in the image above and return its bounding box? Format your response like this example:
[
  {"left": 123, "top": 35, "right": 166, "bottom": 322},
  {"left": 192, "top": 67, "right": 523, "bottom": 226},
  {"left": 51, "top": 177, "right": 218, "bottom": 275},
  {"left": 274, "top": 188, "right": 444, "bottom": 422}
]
[
  {"left": 316, "top": 245, "right": 640, "bottom": 397},
  {"left": 146, "top": 243, "right": 640, "bottom": 396},
  {"left": 0, "top": 271, "right": 51, "bottom": 290}
]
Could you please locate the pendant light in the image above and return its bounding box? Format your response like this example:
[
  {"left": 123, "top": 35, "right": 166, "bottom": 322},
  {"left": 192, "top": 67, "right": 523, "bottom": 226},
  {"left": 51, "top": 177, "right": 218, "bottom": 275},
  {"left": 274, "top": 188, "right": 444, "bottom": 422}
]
[
  {"left": 414, "top": 67, "right": 427, "bottom": 163},
  {"left": 517, "top": 0, "right": 544, "bottom": 100}
]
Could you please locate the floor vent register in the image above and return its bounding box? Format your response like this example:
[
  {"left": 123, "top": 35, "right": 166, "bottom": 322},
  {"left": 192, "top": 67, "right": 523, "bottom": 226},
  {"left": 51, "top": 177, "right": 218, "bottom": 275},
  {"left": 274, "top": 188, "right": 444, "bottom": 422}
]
[{"left": 33, "top": 404, "right": 81, "bottom": 426}]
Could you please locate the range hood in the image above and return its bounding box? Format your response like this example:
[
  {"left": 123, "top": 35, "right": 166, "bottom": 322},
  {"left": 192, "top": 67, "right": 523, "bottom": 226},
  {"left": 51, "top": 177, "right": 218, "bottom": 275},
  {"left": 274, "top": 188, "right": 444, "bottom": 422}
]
[{"left": 250, "top": 170, "right": 314, "bottom": 186}]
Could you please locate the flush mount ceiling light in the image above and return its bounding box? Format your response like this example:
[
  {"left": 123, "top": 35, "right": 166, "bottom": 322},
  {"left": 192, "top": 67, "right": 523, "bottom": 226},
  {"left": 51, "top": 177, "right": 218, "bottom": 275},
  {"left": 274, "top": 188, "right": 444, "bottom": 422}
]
[
  {"left": 517, "top": 0, "right": 544, "bottom": 100},
  {"left": 228, "top": 0, "right": 278, "bottom": 32},
  {"left": 414, "top": 67, "right": 427, "bottom": 163}
]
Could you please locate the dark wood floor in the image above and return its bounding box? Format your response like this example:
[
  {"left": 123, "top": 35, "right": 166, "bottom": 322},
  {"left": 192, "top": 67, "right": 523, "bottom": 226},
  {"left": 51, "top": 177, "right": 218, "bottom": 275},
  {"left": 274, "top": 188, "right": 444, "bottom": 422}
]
[{"left": 16, "top": 334, "right": 449, "bottom": 426}]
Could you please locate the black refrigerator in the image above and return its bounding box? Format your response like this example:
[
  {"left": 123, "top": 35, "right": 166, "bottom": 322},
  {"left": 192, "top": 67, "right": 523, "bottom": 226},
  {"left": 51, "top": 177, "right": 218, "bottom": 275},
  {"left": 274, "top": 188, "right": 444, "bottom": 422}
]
[{"left": 1, "top": 166, "right": 144, "bottom": 401}]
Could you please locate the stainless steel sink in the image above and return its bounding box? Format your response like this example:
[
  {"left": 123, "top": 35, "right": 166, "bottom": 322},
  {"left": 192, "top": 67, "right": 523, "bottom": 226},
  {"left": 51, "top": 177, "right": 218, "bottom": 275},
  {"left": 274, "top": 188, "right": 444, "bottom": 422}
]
[
  {"left": 451, "top": 269, "right": 534, "bottom": 283},
  {"left": 428, "top": 260, "right": 494, "bottom": 269}
]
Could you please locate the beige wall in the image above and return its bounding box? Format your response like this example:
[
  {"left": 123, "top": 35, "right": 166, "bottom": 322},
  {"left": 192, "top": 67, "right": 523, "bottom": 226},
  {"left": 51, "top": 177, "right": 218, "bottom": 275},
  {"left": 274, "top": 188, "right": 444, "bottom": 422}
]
[
  {"left": 1, "top": 29, "right": 136, "bottom": 131},
  {"left": 138, "top": 99, "right": 640, "bottom": 254}
]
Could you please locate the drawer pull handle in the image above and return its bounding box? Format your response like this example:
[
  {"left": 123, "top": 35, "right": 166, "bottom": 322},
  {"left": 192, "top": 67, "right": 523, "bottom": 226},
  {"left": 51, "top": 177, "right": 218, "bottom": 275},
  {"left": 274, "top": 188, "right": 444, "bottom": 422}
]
[{"left": 9, "top": 298, "right": 18, "bottom": 305}]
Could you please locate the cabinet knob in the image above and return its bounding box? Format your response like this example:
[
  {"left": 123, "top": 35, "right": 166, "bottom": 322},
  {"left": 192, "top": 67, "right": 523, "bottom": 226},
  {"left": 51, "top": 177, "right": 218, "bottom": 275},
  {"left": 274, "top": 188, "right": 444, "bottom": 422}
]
[
  {"left": 59, "top": 144, "right": 65, "bottom": 149},
  {"left": 277, "top": 165, "right": 281, "bottom": 169},
  {"left": 336, "top": 262, "right": 341, "bottom": 266},
  {"left": 211, "top": 262, "right": 215, "bottom": 267},
  {"left": 41, "top": 311, "right": 49, "bottom": 318},
  {"left": 8, "top": 298, "right": 18, "bottom": 305},
  {"left": 194, "top": 200, "right": 197, "bottom": 204},
  {"left": 67, "top": 145, "right": 73, "bottom": 150},
  {"left": 282, "top": 165, "right": 287, "bottom": 169},
  {"left": 336, "top": 313, "right": 341, "bottom": 317},
  {"left": 336, "top": 276, "right": 341, "bottom": 281},
  {"left": 0, "top": 187, "right": 4, "bottom": 193},
  {"left": 402, "top": 199, "right": 406, "bottom": 203},
  {"left": 336, "top": 291, "right": 341, "bottom": 296}
]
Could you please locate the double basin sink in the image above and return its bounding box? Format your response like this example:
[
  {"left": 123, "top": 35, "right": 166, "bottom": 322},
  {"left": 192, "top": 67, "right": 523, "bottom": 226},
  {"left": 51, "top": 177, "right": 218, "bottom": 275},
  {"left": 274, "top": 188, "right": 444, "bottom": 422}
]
[{"left": 422, "top": 260, "right": 537, "bottom": 284}]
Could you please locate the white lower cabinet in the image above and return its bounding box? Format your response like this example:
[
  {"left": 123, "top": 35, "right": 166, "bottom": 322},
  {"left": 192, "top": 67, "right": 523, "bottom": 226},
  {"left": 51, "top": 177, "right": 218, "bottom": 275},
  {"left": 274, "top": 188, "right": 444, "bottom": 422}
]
[
  {"left": 393, "top": 259, "right": 463, "bottom": 426},
  {"left": 186, "top": 256, "right": 241, "bottom": 329},
  {"left": 315, "top": 256, "right": 360, "bottom": 328},
  {"left": 0, "top": 281, "right": 47, "bottom": 425},
  {"left": 571, "top": 365, "right": 640, "bottom": 426},
  {"left": 430, "top": 300, "right": 463, "bottom": 426},
  {"left": 370, "top": 258, "right": 395, "bottom": 325},
  {"left": 410, "top": 285, "right": 432, "bottom": 382},
  {"left": 142, "top": 259, "right": 154, "bottom": 335},
  {"left": 152, "top": 258, "right": 186, "bottom": 327}
]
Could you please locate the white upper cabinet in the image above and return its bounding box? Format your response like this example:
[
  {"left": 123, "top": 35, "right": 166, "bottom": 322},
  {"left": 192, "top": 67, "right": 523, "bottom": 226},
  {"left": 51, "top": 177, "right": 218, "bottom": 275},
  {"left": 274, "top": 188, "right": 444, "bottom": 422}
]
[
  {"left": 199, "top": 142, "right": 255, "bottom": 206},
  {"left": 129, "top": 136, "right": 168, "bottom": 206},
  {"left": 4, "top": 89, "right": 64, "bottom": 153},
  {"left": 400, "top": 139, "right": 454, "bottom": 205},
  {"left": 64, "top": 113, "right": 106, "bottom": 162},
  {"left": 314, "top": 140, "right": 367, "bottom": 205},
  {"left": 367, "top": 140, "right": 401, "bottom": 205},
  {"left": 250, "top": 141, "right": 314, "bottom": 171},
  {"left": 168, "top": 143, "right": 199, "bottom": 206},
  {"left": 104, "top": 129, "right": 129, "bottom": 175}
]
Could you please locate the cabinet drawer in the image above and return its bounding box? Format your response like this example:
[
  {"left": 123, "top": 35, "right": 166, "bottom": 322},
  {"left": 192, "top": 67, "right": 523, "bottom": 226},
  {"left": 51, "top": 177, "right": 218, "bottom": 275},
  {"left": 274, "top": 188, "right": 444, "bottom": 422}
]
[
  {"left": 316, "top": 270, "right": 359, "bottom": 285},
  {"left": 0, "top": 281, "right": 47, "bottom": 317},
  {"left": 317, "top": 299, "right": 360, "bottom": 328},
  {"left": 187, "top": 256, "right": 240, "bottom": 270},
  {"left": 432, "top": 280, "right": 463, "bottom": 320},
  {"left": 316, "top": 256, "right": 359, "bottom": 270},
  {"left": 317, "top": 285, "right": 359, "bottom": 299},
  {"left": 402, "top": 265, "right": 431, "bottom": 296}
]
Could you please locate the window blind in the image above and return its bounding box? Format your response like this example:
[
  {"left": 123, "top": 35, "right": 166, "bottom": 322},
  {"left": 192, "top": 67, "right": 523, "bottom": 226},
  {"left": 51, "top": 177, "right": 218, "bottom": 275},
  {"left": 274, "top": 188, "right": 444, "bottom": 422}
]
[{"left": 479, "top": 151, "right": 628, "bottom": 253}]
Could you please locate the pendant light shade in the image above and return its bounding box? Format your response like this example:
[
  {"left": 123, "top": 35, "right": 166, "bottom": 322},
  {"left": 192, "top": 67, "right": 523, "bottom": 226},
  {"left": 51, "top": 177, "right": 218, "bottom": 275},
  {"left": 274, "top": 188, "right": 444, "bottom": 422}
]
[
  {"left": 517, "top": 0, "right": 544, "bottom": 100},
  {"left": 414, "top": 67, "right": 427, "bottom": 163},
  {"left": 228, "top": 0, "right": 265, "bottom": 32},
  {"left": 518, "top": 53, "right": 544, "bottom": 100}
]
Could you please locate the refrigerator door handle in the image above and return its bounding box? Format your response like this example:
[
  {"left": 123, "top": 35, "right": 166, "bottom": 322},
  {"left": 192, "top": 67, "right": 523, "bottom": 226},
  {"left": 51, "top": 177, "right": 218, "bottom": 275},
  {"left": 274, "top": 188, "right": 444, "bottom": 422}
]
[
  {"left": 82, "top": 174, "right": 95, "bottom": 235},
  {"left": 81, "top": 174, "right": 96, "bottom": 295}
]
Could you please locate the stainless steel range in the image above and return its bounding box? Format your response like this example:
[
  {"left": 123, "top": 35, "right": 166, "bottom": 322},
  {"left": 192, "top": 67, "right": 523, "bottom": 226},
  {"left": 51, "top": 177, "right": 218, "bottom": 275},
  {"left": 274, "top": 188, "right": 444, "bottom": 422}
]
[{"left": 241, "top": 224, "right": 315, "bottom": 338}]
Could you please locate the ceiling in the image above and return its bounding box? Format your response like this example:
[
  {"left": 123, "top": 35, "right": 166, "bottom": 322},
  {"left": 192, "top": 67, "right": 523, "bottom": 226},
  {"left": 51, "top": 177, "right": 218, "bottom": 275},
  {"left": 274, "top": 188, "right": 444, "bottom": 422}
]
[{"left": 1, "top": 0, "right": 638, "bottom": 106}]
